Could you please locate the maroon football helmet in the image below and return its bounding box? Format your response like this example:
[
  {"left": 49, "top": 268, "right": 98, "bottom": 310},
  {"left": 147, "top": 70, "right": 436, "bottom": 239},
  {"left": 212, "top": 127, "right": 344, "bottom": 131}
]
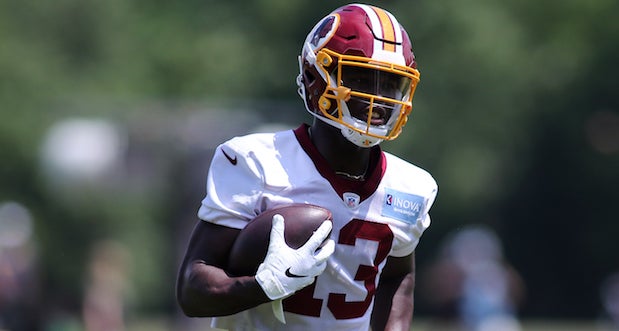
[{"left": 297, "top": 4, "right": 420, "bottom": 147}]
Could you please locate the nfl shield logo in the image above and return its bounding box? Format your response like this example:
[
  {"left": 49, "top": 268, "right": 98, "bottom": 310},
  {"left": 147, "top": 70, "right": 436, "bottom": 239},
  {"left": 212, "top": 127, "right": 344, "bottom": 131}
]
[{"left": 343, "top": 192, "right": 360, "bottom": 209}]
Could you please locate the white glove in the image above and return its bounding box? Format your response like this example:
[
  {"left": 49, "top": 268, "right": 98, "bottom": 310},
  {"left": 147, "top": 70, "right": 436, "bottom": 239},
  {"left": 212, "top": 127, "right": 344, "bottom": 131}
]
[{"left": 256, "top": 214, "right": 335, "bottom": 301}]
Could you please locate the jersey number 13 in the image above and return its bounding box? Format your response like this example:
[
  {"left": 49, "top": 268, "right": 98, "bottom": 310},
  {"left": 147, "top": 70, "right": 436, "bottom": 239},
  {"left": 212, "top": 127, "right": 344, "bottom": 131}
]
[{"left": 283, "top": 219, "right": 394, "bottom": 319}]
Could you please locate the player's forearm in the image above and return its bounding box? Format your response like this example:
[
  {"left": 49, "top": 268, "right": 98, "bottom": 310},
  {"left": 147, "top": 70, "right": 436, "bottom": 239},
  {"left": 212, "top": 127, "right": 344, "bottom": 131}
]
[
  {"left": 371, "top": 271, "right": 415, "bottom": 331},
  {"left": 177, "top": 261, "right": 270, "bottom": 317},
  {"left": 382, "top": 272, "right": 415, "bottom": 331}
]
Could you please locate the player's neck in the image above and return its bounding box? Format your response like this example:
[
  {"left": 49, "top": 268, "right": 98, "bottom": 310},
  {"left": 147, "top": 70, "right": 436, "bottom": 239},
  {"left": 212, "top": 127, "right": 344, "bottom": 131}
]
[{"left": 308, "top": 122, "right": 372, "bottom": 180}]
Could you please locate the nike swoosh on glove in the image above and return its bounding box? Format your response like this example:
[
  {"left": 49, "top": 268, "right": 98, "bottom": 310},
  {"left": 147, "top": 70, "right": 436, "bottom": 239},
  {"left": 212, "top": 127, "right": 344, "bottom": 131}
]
[{"left": 255, "top": 214, "right": 335, "bottom": 301}]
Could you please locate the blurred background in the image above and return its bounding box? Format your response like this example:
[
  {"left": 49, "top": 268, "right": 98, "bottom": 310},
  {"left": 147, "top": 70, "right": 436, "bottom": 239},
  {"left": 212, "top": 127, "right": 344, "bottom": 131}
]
[{"left": 1, "top": 0, "right": 618, "bottom": 330}]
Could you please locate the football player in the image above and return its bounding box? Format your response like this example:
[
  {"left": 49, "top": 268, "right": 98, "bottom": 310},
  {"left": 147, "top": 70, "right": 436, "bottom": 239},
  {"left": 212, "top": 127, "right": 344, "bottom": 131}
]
[{"left": 176, "top": 3, "right": 438, "bottom": 331}]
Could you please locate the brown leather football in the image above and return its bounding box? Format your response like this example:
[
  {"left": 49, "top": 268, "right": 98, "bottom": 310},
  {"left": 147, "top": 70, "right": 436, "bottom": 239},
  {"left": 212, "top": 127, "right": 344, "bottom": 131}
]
[{"left": 226, "top": 203, "right": 332, "bottom": 276}]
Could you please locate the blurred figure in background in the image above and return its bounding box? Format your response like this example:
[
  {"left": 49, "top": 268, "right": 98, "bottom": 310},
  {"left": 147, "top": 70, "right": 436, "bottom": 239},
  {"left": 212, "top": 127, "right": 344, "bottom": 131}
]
[
  {"left": 598, "top": 272, "right": 619, "bottom": 330},
  {"left": 421, "top": 225, "right": 525, "bottom": 331},
  {"left": 82, "top": 240, "right": 131, "bottom": 331},
  {"left": 0, "top": 201, "right": 40, "bottom": 331}
]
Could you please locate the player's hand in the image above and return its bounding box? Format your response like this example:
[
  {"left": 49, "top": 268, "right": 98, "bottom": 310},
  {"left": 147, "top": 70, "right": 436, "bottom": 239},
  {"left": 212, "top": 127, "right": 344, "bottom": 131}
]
[{"left": 255, "top": 214, "right": 335, "bottom": 300}]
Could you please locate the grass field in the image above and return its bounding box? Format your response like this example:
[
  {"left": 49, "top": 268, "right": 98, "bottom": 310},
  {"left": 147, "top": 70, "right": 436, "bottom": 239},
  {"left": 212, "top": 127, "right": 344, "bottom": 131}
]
[
  {"left": 412, "top": 320, "right": 602, "bottom": 331},
  {"left": 126, "top": 317, "right": 604, "bottom": 331}
]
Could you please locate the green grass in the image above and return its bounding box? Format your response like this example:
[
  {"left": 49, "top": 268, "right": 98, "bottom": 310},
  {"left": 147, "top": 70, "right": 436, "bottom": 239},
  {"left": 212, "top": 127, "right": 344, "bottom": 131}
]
[
  {"left": 411, "top": 320, "right": 600, "bottom": 331},
  {"left": 126, "top": 317, "right": 602, "bottom": 331}
]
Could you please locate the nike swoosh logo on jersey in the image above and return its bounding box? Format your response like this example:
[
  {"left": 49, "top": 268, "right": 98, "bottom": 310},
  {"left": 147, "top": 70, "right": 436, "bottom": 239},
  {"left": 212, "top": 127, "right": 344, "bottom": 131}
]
[
  {"left": 221, "top": 148, "right": 237, "bottom": 165},
  {"left": 285, "top": 267, "right": 306, "bottom": 278}
]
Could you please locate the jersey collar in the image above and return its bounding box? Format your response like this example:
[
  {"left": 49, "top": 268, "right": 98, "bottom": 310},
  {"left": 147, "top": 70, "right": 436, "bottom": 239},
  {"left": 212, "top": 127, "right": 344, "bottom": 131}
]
[{"left": 293, "top": 123, "right": 385, "bottom": 202}]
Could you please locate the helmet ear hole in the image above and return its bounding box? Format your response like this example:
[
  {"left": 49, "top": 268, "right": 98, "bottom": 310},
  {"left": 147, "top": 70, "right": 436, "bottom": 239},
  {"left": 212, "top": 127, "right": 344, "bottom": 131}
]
[{"left": 304, "top": 69, "right": 316, "bottom": 85}]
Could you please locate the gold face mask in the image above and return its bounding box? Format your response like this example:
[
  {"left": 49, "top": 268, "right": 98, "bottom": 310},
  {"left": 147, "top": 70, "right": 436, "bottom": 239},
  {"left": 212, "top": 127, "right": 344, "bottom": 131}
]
[{"left": 315, "top": 49, "right": 420, "bottom": 144}]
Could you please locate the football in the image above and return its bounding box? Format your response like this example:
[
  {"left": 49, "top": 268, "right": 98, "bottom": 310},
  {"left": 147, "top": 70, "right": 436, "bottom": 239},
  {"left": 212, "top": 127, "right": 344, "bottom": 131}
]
[{"left": 226, "top": 203, "right": 332, "bottom": 277}]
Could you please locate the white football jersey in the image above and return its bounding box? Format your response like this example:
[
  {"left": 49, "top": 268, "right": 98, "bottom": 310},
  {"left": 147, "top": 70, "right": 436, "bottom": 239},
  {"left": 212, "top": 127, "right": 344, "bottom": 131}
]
[{"left": 198, "top": 124, "right": 438, "bottom": 331}]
